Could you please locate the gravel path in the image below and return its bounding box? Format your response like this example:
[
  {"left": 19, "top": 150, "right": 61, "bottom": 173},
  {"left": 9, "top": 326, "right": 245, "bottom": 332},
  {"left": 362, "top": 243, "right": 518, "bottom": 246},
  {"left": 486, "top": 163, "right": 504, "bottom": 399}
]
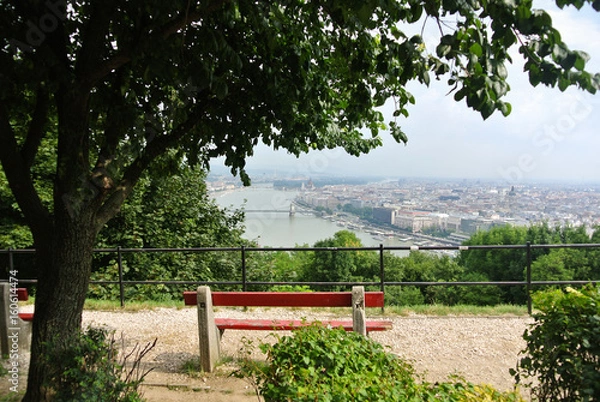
[{"left": 80, "top": 307, "right": 533, "bottom": 394}]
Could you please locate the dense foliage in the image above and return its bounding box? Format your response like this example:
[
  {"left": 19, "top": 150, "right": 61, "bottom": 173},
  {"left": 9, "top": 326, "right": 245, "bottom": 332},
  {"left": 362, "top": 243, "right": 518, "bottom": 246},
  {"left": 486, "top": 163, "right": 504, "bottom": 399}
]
[
  {"left": 238, "top": 324, "right": 525, "bottom": 401},
  {"left": 458, "top": 223, "right": 600, "bottom": 304},
  {"left": 1, "top": 161, "right": 249, "bottom": 296},
  {"left": 89, "top": 166, "right": 248, "bottom": 300},
  {"left": 512, "top": 285, "right": 600, "bottom": 401}
]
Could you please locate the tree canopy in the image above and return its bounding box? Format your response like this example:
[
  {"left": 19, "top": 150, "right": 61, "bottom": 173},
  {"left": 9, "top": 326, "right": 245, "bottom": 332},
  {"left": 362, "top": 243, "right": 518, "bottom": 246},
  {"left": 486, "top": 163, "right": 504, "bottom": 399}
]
[{"left": 1, "top": 1, "right": 599, "bottom": 399}]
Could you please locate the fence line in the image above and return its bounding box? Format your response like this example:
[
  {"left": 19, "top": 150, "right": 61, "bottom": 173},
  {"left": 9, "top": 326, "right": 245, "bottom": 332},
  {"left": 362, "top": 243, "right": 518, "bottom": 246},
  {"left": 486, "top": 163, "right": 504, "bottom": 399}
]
[{"left": 2, "top": 242, "right": 600, "bottom": 314}]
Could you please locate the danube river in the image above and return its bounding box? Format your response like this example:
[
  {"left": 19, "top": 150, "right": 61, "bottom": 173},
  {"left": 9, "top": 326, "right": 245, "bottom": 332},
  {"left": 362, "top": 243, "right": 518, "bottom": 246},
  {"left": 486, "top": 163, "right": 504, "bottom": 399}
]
[{"left": 212, "top": 183, "right": 413, "bottom": 253}]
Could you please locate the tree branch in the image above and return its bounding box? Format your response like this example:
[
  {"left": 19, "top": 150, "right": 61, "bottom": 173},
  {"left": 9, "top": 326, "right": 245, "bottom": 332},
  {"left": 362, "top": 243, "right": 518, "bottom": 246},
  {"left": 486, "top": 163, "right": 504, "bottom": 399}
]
[
  {"left": 21, "top": 86, "right": 49, "bottom": 169},
  {"left": 0, "top": 101, "right": 52, "bottom": 238},
  {"left": 79, "top": 0, "right": 234, "bottom": 90},
  {"left": 75, "top": 2, "right": 112, "bottom": 85},
  {"left": 94, "top": 98, "right": 208, "bottom": 230}
]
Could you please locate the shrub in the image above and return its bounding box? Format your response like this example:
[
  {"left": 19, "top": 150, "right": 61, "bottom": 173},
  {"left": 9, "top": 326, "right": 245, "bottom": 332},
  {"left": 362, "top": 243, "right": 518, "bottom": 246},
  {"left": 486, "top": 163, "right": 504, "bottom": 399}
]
[
  {"left": 42, "top": 327, "right": 156, "bottom": 402},
  {"left": 512, "top": 285, "right": 600, "bottom": 401},
  {"left": 238, "top": 323, "right": 524, "bottom": 401}
]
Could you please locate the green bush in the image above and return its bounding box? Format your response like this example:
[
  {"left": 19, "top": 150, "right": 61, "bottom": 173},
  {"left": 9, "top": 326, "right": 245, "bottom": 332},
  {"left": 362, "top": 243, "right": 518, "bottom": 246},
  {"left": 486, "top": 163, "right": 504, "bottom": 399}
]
[
  {"left": 42, "top": 327, "right": 155, "bottom": 402},
  {"left": 512, "top": 285, "right": 600, "bottom": 401},
  {"left": 238, "top": 324, "right": 524, "bottom": 401}
]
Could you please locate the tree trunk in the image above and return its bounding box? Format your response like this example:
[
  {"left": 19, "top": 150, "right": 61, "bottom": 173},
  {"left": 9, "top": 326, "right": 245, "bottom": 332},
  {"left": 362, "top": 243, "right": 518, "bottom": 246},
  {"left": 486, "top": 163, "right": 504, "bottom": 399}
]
[{"left": 23, "top": 208, "right": 97, "bottom": 401}]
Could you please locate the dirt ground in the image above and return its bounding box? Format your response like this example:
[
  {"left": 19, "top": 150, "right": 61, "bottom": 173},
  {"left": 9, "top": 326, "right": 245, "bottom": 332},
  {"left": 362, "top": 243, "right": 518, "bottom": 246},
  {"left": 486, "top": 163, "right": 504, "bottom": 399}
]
[
  {"left": 140, "top": 367, "right": 258, "bottom": 402},
  {"left": 132, "top": 309, "right": 533, "bottom": 402},
  {"left": 2, "top": 308, "right": 533, "bottom": 401}
]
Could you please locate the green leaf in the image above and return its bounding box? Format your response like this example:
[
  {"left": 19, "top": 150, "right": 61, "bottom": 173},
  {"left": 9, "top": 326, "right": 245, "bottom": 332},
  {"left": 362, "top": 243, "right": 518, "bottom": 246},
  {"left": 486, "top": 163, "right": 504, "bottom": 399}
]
[
  {"left": 480, "top": 101, "right": 495, "bottom": 120},
  {"left": 454, "top": 88, "right": 467, "bottom": 101},
  {"left": 558, "top": 76, "right": 571, "bottom": 91},
  {"left": 528, "top": 66, "right": 542, "bottom": 87},
  {"left": 499, "top": 101, "right": 512, "bottom": 116},
  {"left": 573, "top": 51, "right": 589, "bottom": 71},
  {"left": 437, "top": 43, "right": 452, "bottom": 58},
  {"left": 469, "top": 42, "right": 483, "bottom": 57},
  {"left": 552, "top": 43, "right": 569, "bottom": 63},
  {"left": 390, "top": 123, "right": 408, "bottom": 144},
  {"left": 498, "top": 63, "right": 508, "bottom": 79}
]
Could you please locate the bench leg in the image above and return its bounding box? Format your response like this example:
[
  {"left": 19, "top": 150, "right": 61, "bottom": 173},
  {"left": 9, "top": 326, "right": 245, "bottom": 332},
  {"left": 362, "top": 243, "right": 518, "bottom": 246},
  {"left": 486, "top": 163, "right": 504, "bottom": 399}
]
[
  {"left": 0, "top": 283, "right": 11, "bottom": 356},
  {"left": 0, "top": 283, "right": 32, "bottom": 356},
  {"left": 196, "top": 286, "right": 221, "bottom": 372},
  {"left": 352, "top": 286, "right": 367, "bottom": 336}
]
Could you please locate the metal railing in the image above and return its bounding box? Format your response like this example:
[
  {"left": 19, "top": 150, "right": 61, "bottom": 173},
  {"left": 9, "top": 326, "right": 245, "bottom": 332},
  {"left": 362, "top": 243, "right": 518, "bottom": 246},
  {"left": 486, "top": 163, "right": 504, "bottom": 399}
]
[{"left": 2, "top": 242, "right": 600, "bottom": 314}]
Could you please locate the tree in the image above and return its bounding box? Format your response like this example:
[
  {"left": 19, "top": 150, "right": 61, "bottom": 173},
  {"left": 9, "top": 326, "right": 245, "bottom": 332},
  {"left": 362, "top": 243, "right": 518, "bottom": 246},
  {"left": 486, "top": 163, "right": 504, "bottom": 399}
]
[
  {"left": 302, "top": 230, "right": 367, "bottom": 289},
  {"left": 90, "top": 164, "right": 247, "bottom": 300},
  {"left": 458, "top": 225, "right": 530, "bottom": 303},
  {"left": 0, "top": 144, "right": 248, "bottom": 298},
  {"left": 459, "top": 224, "right": 595, "bottom": 303},
  {"left": 1, "top": 1, "right": 598, "bottom": 399}
]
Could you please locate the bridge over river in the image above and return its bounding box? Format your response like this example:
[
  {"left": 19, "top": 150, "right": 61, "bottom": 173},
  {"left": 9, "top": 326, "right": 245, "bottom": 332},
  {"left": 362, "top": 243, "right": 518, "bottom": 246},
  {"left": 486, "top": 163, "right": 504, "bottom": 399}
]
[{"left": 243, "top": 203, "right": 313, "bottom": 216}]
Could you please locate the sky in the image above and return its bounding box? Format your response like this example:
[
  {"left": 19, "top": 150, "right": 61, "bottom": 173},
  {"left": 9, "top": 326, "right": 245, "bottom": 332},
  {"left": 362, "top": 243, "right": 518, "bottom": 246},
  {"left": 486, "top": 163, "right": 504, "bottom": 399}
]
[{"left": 215, "top": 2, "right": 600, "bottom": 185}]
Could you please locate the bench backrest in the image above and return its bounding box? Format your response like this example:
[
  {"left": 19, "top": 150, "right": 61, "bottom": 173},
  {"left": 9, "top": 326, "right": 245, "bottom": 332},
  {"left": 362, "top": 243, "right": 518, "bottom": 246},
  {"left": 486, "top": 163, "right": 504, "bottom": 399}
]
[
  {"left": 184, "top": 291, "right": 384, "bottom": 308},
  {"left": 17, "top": 288, "right": 28, "bottom": 301}
]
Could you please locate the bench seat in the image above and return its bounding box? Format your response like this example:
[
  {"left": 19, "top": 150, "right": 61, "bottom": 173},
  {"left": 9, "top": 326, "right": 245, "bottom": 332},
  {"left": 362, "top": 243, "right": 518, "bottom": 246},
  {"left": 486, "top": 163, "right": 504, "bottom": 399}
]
[
  {"left": 214, "top": 318, "right": 392, "bottom": 332},
  {"left": 18, "top": 312, "right": 34, "bottom": 322}
]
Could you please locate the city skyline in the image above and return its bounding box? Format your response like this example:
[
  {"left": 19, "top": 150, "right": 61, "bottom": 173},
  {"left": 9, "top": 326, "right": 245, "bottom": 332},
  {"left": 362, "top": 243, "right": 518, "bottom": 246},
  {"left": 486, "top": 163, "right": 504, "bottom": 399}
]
[{"left": 212, "top": 2, "right": 600, "bottom": 185}]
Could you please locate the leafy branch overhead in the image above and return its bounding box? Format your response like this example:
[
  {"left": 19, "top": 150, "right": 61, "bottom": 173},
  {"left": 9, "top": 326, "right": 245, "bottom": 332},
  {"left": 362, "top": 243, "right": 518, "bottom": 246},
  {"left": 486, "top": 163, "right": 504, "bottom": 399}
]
[{"left": 0, "top": 0, "right": 599, "bottom": 220}]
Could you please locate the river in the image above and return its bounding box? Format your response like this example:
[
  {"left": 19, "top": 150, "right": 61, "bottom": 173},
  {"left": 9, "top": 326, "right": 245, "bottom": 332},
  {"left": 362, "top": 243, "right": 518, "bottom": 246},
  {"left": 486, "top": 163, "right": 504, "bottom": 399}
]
[{"left": 212, "top": 183, "right": 413, "bottom": 253}]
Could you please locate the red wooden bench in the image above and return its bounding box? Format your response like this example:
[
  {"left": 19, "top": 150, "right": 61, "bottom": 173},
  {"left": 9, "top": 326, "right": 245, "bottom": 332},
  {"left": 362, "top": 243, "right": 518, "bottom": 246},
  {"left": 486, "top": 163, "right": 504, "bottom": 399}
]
[
  {"left": 16, "top": 288, "right": 34, "bottom": 322},
  {"left": 183, "top": 290, "right": 391, "bottom": 332},
  {"left": 183, "top": 286, "right": 392, "bottom": 372}
]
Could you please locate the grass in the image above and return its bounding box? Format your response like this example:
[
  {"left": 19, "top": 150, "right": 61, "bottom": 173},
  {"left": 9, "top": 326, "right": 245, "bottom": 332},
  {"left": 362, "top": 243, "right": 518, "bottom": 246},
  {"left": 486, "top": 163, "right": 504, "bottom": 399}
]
[
  {"left": 24, "top": 296, "right": 530, "bottom": 316},
  {"left": 180, "top": 356, "right": 235, "bottom": 377},
  {"left": 386, "top": 303, "right": 529, "bottom": 317},
  {"left": 21, "top": 296, "right": 184, "bottom": 311},
  {"left": 274, "top": 304, "right": 529, "bottom": 317},
  {"left": 0, "top": 392, "right": 24, "bottom": 402}
]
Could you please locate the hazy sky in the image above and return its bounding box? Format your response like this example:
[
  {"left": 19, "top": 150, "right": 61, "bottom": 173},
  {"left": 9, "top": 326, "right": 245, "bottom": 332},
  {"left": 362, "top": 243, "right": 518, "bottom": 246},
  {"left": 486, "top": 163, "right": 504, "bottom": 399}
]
[{"left": 215, "top": 2, "right": 600, "bottom": 185}]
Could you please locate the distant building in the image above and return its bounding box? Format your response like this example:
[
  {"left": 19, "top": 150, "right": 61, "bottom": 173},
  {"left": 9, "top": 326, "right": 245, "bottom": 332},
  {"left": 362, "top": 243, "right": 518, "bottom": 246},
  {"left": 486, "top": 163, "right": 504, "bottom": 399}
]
[
  {"left": 347, "top": 198, "right": 365, "bottom": 209},
  {"left": 393, "top": 210, "right": 434, "bottom": 233},
  {"left": 372, "top": 207, "right": 395, "bottom": 225},
  {"left": 447, "top": 215, "right": 462, "bottom": 232},
  {"left": 429, "top": 213, "right": 449, "bottom": 230},
  {"left": 460, "top": 218, "right": 491, "bottom": 234}
]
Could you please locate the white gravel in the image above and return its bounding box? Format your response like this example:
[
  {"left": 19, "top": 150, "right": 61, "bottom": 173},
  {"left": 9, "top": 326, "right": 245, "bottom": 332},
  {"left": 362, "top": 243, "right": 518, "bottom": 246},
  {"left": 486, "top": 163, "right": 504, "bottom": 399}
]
[{"left": 80, "top": 307, "right": 533, "bottom": 392}]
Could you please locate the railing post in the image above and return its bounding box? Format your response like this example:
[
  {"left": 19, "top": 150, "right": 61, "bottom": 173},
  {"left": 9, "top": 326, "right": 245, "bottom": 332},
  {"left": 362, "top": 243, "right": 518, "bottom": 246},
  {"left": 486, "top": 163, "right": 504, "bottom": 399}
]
[
  {"left": 117, "top": 246, "right": 125, "bottom": 307},
  {"left": 379, "top": 244, "right": 385, "bottom": 313},
  {"left": 241, "top": 245, "right": 247, "bottom": 291},
  {"left": 8, "top": 247, "right": 14, "bottom": 275},
  {"left": 526, "top": 241, "right": 532, "bottom": 315}
]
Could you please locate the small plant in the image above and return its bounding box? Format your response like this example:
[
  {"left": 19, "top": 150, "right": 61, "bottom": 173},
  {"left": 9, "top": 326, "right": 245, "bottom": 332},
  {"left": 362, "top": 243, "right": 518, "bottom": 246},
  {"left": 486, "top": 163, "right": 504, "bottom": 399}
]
[
  {"left": 180, "top": 358, "right": 202, "bottom": 378},
  {"left": 237, "top": 323, "right": 524, "bottom": 401},
  {"left": 42, "top": 327, "right": 156, "bottom": 402},
  {"left": 512, "top": 285, "right": 600, "bottom": 401}
]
